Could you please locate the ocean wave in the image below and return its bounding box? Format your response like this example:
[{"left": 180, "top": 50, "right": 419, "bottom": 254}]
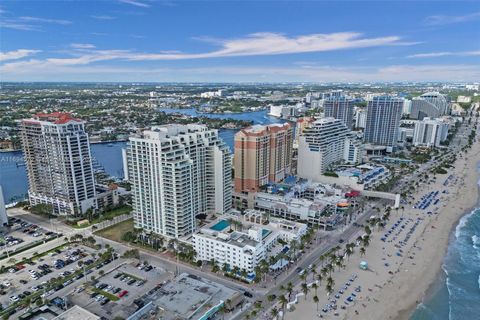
[
  {"left": 455, "top": 208, "right": 479, "bottom": 239},
  {"left": 472, "top": 235, "right": 480, "bottom": 249}
]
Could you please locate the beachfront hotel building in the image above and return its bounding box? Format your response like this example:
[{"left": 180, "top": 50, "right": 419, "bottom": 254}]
[
  {"left": 411, "top": 92, "right": 449, "bottom": 120},
  {"left": 324, "top": 96, "right": 355, "bottom": 129},
  {"left": 364, "top": 96, "right": 403, "bottom": 149},
  {"left": 125, "top": 124, "right": 232, "bottom": 239},
  {"left": 20, "top": 112, "right": 97, "bottom": 216},
  {"left": 297, "top": 118, "right": 354, "bottom": 180},
  {"left": 193, "top": 210, "right": 307, "bottom": 272},
  {"left": 413, "top": 117, "right": 450, "bottom": 148},
  {"left": 233, "top": 123, "right": 293, "bottom": 193}
]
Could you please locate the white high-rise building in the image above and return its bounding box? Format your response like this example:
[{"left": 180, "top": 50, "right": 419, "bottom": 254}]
[
  {"left": 402, "top": 98, "right": 412, "bottom": 115},
  {"left": 0, "top": 185, "right": 7, "bottom": 227},
  {"left": 20, "top": 113, "right": 97, "bottom": 216},
  {"left": 411, "top": 92, "right": 449, "bottom": 120},
  {"left": 413, "top": 118, "right": 450, "bottom": 148},
  {"left": 344, "top": 133, "right": 364, "bottom": 164},
  {"left": 297, "top": 118, "right": 352, "bottom": 180},
  {"left": 355, "top": 109, "right": 367, "bottom": 129},
  {"left": 125, "top": 124, "right": 232, "bottom": 239}
]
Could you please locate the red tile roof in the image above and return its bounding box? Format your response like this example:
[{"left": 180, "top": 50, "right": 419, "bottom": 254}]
[{"left": 33, "top": 112, "right": 82, "bottom": 124}]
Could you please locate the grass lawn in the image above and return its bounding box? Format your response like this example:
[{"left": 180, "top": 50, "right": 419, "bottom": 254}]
[
  {"left": 94, "top": 218, "right": 133, "bottom": 242},
  {"left": 73, "top": 205, "right": 132, "bottom": 229}
]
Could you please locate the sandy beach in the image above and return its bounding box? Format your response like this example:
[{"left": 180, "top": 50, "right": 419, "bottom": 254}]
[{"left": 285, "top": 131, "right": 480, "bottom": 320}]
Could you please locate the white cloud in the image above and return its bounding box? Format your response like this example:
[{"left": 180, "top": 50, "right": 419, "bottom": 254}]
[
  {"left": 70, "top": 43, "right": 96, "bottom": 49},
  {"left": 90, "top": 15, "right": 116, "bottom": 20},
  {"left": 424, "top": 12, "right": 480, "bottom": 26},
  {"left": 118, "top": 0, "right": 150, "bottom": 8},
  {"left": 0, "top": 32, "right": 411, "bottom": 68},
  {"left": 0, "top": 21, "right": 41, "bottom": 31},
  {"left": 19, "top": 16, "right": 72, "bottom": 25},
  {"left": 0, "top": 49, "right": 40, "bottom": 62},
  {"left": 408, "top": 51, "right": 480, "bottom": 58},
  {"left": 113, "top": 32, "right": 410, "bottom": 61}
]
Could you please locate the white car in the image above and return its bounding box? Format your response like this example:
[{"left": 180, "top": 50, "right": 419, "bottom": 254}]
[
  {"left": 9, "top": 295, "right": 19, "bottom": 303},
  {"left": 3, "top": 280, "right": 12, "bottom": 287}
]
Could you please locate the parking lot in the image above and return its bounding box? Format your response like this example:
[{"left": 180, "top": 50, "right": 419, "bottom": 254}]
[
  {"left": 0, "top": 241, "right": 120, "bottom": 317},
  {"left": 69, "top": 262, "right": 171, "bottom": 319},
  {"left": 0, "top": 216, "right": 61, "bottom": 257}
]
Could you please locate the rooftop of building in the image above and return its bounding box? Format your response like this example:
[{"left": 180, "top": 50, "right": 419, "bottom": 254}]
[
  {"left": 151, "top": 273, "right": 241, "bottom": 320},
  {"left": 23, "top": 112, "right": 82, "bottom": 125},
  {"left": 196, "top": 212, "right": 307, "bottom": 247},
  {"left": 53, "top": 305, "right": 100, "bottom": 320},
  {"left": 236, "top": 122, "right": 291, "bottom": 137}
]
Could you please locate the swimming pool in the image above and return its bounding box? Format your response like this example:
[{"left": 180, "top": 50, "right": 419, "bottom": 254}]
[
  {"left": 262, "top": 229, "right": 272, "bottom": 239},
  {"left": 210, "top": 219, "right": 230, "bottom": 231}
]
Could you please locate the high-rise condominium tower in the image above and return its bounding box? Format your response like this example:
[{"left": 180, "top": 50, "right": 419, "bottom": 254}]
[
  {"left": 324, "top": 96, "right": 355, "bottom": 129},
  {"left": 364, "top": 96, "right": 403, "bottom": 147},
  {"left": 20, "top": 112, "right": 96, "bottom": 216},
  {"left": 413, "top": 118, "right": 450, "bottom": 148},
  {"left": 234, "top": 123, "right": 293, "bottom": 193},
  {"left": 297, "top": 118, "right": 353, "bottom": 181},
  {"left": 126, "top": 124, "right": 232, "bottom": 238}
]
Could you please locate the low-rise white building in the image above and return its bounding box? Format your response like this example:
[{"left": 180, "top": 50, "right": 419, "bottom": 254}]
[{"left": 193, "top": 211, "right": 307, "bottom": 273}]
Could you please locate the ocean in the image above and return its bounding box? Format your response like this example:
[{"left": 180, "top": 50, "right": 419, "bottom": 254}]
[{"left": 410, "top": 164, "right": 480, "bottom": 319}]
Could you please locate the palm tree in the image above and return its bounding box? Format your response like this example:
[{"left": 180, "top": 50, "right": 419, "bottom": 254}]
[
  {"left": 362, "top": 235, "right": 370, "bottom": 247},
  {"left": 317, "top": 274, "right": 323, "bottom": 286},
  {"left": 313, "top": 295, "right": 319, "bottom": 311},
  {"left": 325, "top": 284, "right": 333, "bottom": 296},
  {"left": 311, "top": 282, "right": 318, "bottom": 296},
  {"left": 240, "top": 268, "right": 248, "bottom": 279},
  {"left": 311, "top": 265, "right": 317, "bottom": 281},
  {"left": 278, "top": 295, "right": 288, "bottom": 319},
  {"left": 286, "top": 282, "right": 293, "bottom": 299},
  {"left": 360, "top": 247, "right": 366, "bottom": 256},
  {"left": 300, "top": 272, "right": 307, "bottom": 284},
  {"left": 267, "top": 294, "right": 276, "bottom": 302},
  {"left": 301, "top": 283, "right": 309, "bottom": 300},
  {"left": 319, "top": 255, "right": 325, "bottom": 267},
  {"left": 271, "top": 307, "right": 279, "bottom": 319},
  {"left": 232, "top": 266, "right": 240, "bottom": 277}
]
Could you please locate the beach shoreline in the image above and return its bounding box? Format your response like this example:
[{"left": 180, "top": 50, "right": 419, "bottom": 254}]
[
  {"left": 286, "top": 130, "right": 480, "bottom": 320},
  {"left": 382, "top": 142, "right": 480, "bottom": 320},
  {"left": 396, "top": 155, "right": 480, "bottom": 320},
  {"left": 398, "top": 200, "right": 480, "bottom": 320}
]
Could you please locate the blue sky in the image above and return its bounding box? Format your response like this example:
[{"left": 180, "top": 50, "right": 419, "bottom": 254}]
[{"left": 1, "top": 0, "right": 479, "bottom": 82}]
